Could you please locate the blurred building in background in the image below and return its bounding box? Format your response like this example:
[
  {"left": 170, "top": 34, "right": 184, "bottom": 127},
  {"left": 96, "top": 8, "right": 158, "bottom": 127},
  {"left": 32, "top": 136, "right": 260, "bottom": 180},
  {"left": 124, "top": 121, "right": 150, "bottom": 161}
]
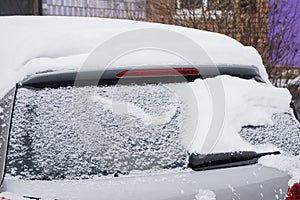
[
  {"left": 41, "top": 0, "right": 146, "bottom": 20},
  {"left": 0, "top": 0, "right": 40, "bottom": 15},
  {"left": 0, "top": 0, "right": 147, "bottom": 20}
]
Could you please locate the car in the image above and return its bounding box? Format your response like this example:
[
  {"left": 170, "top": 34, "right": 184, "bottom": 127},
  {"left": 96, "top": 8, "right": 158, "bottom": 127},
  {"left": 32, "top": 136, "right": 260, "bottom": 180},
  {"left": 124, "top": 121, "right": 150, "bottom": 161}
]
[
  {"left": 0, "top": 16, "right": 299, "bottom": 200},
  {"left": 0, "top": 64, "right": 298, "bottom": 200},
  {"left": 288, "top": 75, "right": 300, "bottom": 121}
]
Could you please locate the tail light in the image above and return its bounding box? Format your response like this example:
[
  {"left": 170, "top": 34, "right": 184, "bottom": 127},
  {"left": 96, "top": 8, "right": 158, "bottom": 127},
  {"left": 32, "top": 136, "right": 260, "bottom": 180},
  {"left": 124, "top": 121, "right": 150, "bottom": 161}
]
[
  {"left": 116, "top": 68, "right": 200, "bottom": 78},
  {"left": 1, "top": 197, "right": 11, "bottom": 200},
  {"left": 286, "top": 182, "right": 300, "bottom": 200}
]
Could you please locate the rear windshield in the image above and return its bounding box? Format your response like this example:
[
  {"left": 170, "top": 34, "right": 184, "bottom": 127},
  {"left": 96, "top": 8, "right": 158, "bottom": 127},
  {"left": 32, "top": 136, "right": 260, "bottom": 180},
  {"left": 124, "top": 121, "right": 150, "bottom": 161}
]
[
  {"left": 240, "top": 113, "right": 300, "bottom": 156},
  {"left": 7, "top": 84, "right": 189, "bottom": 180},
  {"left": 6, "top": 82, "right": 300, "bottom": 181}
]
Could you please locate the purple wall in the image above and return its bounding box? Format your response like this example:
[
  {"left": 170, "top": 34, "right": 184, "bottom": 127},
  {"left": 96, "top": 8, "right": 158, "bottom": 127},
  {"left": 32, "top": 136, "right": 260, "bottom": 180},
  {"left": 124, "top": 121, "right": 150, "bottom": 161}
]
[
  {"left": 269, "top": 0, "right": 300, "bottom": 67},
  {"left": 41, "top": 0, "right": 147, "bottom": 20}
]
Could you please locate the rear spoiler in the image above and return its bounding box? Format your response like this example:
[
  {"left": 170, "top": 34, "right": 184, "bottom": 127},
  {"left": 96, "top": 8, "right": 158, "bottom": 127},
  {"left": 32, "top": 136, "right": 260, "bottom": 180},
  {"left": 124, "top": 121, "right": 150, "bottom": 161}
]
[{"left": 20, "top": 64, "right": 264, "bottom": 89}]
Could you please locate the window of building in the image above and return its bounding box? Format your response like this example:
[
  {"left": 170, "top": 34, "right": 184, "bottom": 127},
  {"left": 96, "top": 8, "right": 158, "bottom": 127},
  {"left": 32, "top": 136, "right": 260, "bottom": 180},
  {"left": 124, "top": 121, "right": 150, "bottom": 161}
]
[
  {"left": 176, "top": 0, "right": 233, "bottom": 18},
  {"left": 177, "top": 0, "right": 233, "bottom": 11},
  {"left": 239, "top": 0, "right": 256, "bottom": 12},
  {"left": 178, "top": 0, "right": 203, "bottom": 9},
  {"left": 207, "top": 0, "right": 233, "bottom": 11}
]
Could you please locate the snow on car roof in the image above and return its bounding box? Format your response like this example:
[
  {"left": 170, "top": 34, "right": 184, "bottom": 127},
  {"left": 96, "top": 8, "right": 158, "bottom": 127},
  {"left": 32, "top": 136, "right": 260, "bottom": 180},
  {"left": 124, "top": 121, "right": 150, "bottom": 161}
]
[{"left": 0, "top": 16, "right": 269, "bottom": 99}]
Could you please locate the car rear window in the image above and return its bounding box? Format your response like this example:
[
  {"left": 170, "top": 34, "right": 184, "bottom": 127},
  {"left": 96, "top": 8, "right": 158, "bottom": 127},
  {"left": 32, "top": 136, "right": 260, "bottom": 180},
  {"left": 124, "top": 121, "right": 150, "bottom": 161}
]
[
  {"left": 0, "top": 89, "right": 15, "bottom": 182},
  {"left": 6, "top": 82, "right": 300, "bottom": 181},
  {"left": 240, "top": 112, "right": 300, "bottom": 156},
  {"left": 6, "top": 84, "right": 189, "bottom": 180}
]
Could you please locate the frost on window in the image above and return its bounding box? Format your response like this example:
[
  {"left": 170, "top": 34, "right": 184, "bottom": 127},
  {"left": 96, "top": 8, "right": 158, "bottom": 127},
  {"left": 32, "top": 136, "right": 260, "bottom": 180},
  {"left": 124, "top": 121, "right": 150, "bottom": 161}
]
[
  {"left": 0, "top": 88, "right": 15, "bottom": 181},
  {"left": 240, "top": 113, "right": 300, "bottom": 156},
  {"left": 7, "top": 84, "right": 189, "bottom": 180}
]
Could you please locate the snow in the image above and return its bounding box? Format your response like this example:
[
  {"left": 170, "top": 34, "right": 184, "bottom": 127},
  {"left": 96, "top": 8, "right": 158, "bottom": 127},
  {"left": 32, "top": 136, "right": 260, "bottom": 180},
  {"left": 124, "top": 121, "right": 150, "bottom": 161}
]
[
  {"left": 289, "top": 75, "right": 300, "bottom": 85},
  {"left": 0, "top": 16, "right": 270, "bottom": 99},
  {"left": 240, "top": 113, "right": 300, "bottom": 156},
  {"left": 187, "top": 76, "right": 291, "bottom": 153},
  {"left": 0, "top": 16, "right": 299, "bottom": 196},
  {"left": 93, "top": 94, "right": 178, "bottom": 126},
  {"left": 0, "top": 192, "right": 28, "bottom": 200},
  {"left": 194, "top": 189, "right": 216, "bottom": 200},
  {"left": 7, "top": 84, "right": 187, "bottom": 180},
  {"left": 259, "top": 155, "right": 300, "bottom": 186},
  {"left": 6, "top": 75, "right": 298, "bottom": 182},
  {"left": 240, "top": 113, "right": 300, "bottom": 186}
]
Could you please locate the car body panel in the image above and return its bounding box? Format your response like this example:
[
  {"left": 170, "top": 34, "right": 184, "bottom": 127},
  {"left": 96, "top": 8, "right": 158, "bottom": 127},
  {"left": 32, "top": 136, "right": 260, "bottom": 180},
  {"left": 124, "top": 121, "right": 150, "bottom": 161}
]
[{"left": 1, "top": 164, "right": 290, "bottom": 200}]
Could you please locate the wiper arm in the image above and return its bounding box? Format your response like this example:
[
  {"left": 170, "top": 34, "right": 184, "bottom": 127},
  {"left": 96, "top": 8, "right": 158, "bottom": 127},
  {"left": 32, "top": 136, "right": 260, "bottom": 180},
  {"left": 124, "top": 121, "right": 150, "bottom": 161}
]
[{"left": 188, "top": 151, "right": 280, "bottom": 171}]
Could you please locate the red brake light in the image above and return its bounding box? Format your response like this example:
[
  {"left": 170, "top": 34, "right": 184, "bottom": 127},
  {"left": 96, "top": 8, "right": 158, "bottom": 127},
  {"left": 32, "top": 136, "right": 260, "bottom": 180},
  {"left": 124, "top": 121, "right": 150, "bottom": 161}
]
[
  {"left": 1, "top": 197, "right": 11, "bottom": 200},
  {"left": 286, "top": 182, "right": 300, "bottom": 200},
  {"left": 116, "top": 68, "right": 200, "bottom": 78}
]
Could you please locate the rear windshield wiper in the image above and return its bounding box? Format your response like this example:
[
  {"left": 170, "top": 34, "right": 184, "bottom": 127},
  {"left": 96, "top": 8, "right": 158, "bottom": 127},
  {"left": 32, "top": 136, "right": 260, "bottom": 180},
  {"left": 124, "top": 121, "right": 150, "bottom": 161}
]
[{"left": 188, "top": 151, "right": 280, "bottom": 171}]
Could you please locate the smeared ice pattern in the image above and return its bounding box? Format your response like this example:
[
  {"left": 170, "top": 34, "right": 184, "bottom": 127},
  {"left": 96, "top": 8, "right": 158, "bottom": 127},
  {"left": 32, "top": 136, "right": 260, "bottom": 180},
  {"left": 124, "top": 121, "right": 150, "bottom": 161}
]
[
  {"left": 239, "top": 113, "right": 300, "bottom": 156},
  {"left": 7, "top": 84, "right": 188, "bottom": 180}
]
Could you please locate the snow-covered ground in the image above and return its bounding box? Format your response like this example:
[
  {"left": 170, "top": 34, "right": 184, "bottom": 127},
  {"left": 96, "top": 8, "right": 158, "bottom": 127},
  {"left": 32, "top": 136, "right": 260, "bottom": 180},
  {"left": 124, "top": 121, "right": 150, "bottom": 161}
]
[{"left": 0, "top": 16, "right": 299, "bottom": 199}]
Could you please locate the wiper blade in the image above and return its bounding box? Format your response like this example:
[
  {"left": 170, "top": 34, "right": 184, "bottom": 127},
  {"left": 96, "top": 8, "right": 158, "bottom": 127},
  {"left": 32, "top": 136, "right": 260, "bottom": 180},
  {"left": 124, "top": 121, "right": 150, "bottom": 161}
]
[{"left": 188, "top": 151, "right": 280, "bottom": 171}]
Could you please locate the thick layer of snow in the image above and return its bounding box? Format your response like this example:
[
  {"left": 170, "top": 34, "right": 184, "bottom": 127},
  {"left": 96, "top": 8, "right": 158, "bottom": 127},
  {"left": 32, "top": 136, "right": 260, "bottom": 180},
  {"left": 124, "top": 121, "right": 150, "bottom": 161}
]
[
  {"left": 0, "top": 16, "right": 270, "bottom": 99},
  {"left": 188, "top": 76, "right": 291, "bottom": 153}
]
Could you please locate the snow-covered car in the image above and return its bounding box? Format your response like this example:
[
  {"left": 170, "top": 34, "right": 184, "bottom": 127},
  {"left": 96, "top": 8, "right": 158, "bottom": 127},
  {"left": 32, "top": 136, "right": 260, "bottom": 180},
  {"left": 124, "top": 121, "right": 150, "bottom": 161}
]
[{"left": 0, "top": 16, "right": 299, "bottom": 200}]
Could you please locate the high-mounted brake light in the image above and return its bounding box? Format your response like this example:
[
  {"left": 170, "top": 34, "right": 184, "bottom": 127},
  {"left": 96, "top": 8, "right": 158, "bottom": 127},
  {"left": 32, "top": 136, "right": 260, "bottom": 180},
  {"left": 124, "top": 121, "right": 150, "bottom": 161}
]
[
  {"left": 116, "top": 68, "right": 200, "bottom": 78},
  {"left": 1, "top": 197, "right": 11, "bottom": 200},
  {"left": 286, "top": 182, "right": 300, "bottom": 200}
]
